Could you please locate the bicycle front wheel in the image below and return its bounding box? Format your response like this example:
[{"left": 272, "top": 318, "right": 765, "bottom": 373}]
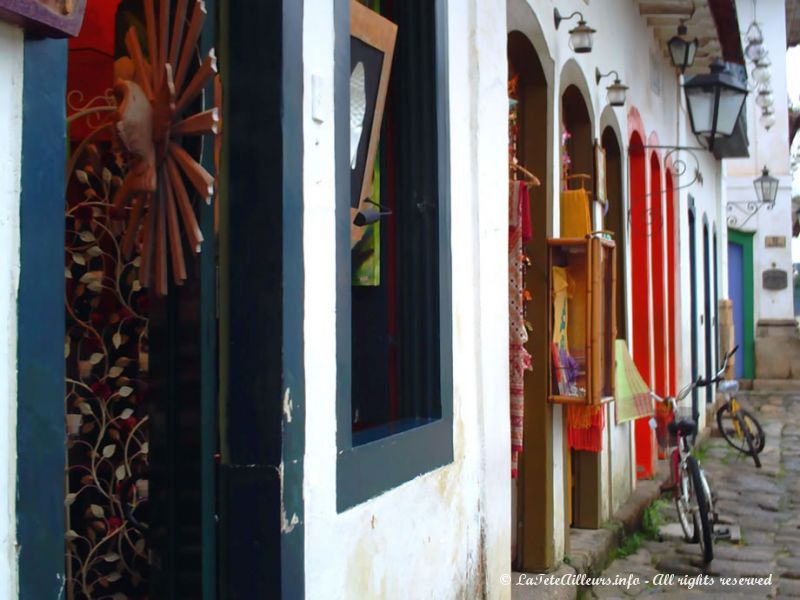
[
  {"left": 717, "top": 402, "right": 766, "bottom": 457},
  {"left": 675, "top": 451, "right": 697, "bottom": 542},
  {"left": 687, "top": 455, "right": 713, "bottom": 564}
]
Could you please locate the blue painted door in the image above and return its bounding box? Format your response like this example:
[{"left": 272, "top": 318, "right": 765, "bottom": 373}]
[{"left": 728, "top": 241, "right": 745, "bottom": 379}]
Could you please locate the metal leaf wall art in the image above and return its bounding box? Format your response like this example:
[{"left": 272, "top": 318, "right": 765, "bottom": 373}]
[{"left": 112, "top": 0, "right": 219, "bottom": 296}]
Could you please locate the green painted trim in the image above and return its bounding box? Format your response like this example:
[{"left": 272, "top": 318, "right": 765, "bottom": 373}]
[
  {"left": 335, "top": 0, "right": 454, "bottom": 511},
  {"left": 199, "top": 4, "right": 218, "bottom": 597},
  {"left": 727, "top": 229, "right": 755, "bottom": 379},
  {"left": 280, "top": 1, "right": 306, "bottom": 597},
  {"left": 17, "top": 35, "right": 67, "bottom": 599}
]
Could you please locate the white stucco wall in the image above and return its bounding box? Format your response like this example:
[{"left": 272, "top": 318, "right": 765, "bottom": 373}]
[
  {"left": 727, "top": 0, "right": 794, "bottom": 323},
  {"left": 0, "top": 19, "right": 23, "bottom": 600},
  {"left": 301, "top": 0, "right": 736, "bottom": 593},
  {"left": 302, "top": 0, "right": 511, "bottom": 598}
]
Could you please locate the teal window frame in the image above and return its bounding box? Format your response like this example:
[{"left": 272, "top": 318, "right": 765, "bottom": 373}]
[{"left": 334, "top": 0, "right": 453, "bottom": 512}]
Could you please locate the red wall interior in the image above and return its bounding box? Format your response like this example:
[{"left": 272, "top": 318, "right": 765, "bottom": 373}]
[
  {"left": 649, "top": 153, "right": 666, "bottom": 397},
  {"left": 666, "top": 175, "right": 676, "bottom": 396},
  {"left": 629, "top": 134, "right": 655, "bottom": 479}
]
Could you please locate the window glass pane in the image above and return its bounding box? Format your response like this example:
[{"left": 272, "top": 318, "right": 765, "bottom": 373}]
[{"left": 350, "top": 0, "right": 441, "bottom": 443}]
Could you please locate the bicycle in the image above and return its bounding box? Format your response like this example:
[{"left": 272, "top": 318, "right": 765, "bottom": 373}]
[
  {"left": 713, "top": 346, "right": 765, "bottom": 468},
  {"left": 649, "top": 349, "right": 736, "bottom": 565}
]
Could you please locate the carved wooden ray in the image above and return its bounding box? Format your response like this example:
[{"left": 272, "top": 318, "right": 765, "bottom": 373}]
[{"left": 113, "top": 0, "right": 217, "bottom": 296}]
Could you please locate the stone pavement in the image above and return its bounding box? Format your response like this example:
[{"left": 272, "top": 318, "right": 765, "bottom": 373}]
[{"left": 587, "top": 391, "right": 800, "bottom": 599}]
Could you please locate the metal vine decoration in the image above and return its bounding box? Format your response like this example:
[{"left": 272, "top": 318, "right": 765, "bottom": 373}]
[
  {"left": 628, "top": 146, "right": 703, "bottom": 239},
  {"left": 726, "top": 199, "right": 772, "bottom": 228},
  {"left": 112, "top": 0, "right": 219, "bottom": 296}
]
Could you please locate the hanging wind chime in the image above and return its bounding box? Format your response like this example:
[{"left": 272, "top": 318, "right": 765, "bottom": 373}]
[{"left": 112, "top": 0, "right": 219, "bottom": 296}]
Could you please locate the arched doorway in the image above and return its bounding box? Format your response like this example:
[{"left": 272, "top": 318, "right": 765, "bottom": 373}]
[
  {"left": 602, "top": 127, "right": 625, "bottom": 341},
  {"left": 650, "top": 152, "right": 666, "bottom": 397},
  {"left": 628, "top": 131, "right": 653, "bottom": 479},
  {"left": 507, "top": 29, "right": 552, "bottom": 572},
  {"left": 666, "top": 172, "right": 676, "bottom": 395},
  {"left": 689, "top": 200, "right": 699, "bottom": 420},
  {"left": 561, "top": 81, "right": 598, "bottom": 529},
  {"left": 703, "top": 217, "right": 713, "bottom": 406}
]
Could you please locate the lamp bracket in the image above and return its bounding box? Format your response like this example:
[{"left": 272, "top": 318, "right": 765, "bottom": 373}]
[
  {"left": 595, "top": 68, "right": 620, "bottom": 85},
  {"left": 626, "top": 144, "right": 704, "bottom": 239},
  {"left": 726, "top": 199, "right": 773, "bottom": 228},
  {"left": 631, "top": 144, "right": 705, "bottom": 192},
  {"left": 554, "top": 8, "right": 585, "bottom": 29}
]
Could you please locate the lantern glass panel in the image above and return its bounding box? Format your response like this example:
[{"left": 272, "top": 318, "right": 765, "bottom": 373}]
[
  {"left": 715, "top": 88, "right": 747, "bottom": 136},
  {"left": 685, "top": 86, "right": 715, "bottom": 133}
]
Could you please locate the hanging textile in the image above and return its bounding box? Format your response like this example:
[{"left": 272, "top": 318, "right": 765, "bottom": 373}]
[
  {"left": 614, "top": 339, "right": 654, "bottom": 424},
  {"left": 559, "top": 188, "right": 591, "bottom": 238},
  {"left": 510, "top": 180, "right": 532, "bottom": 478},
  {"left": 566, "top": 404, "right": 605, "bottom": 452}
]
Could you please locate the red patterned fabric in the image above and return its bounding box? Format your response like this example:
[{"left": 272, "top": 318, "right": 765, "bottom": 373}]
[
  {"left": 566, "top": 404, "right": 605, "bottom": 453},
  {"left": 510, "top": 181, "right": 532, "bottom": 477}
]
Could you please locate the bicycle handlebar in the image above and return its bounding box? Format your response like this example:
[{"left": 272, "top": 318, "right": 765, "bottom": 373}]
[{"left": 655, "top": 345, "right": 739, "bottom": 407}]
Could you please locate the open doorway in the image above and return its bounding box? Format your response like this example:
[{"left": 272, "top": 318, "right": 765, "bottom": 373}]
[
  {"left": 64, "top": 2, "right": 220, "bottom": 597},
  {"left": 507, "top": 28, "right": 552, "bottom": 571},
  {"left": 561, "top": 82, "right": 599, "bottom": 529}
]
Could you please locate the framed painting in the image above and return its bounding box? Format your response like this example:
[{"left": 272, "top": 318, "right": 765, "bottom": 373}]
[
  {"left": 594, "top": 140, "right": 607, "bottom": 209},
  {"left": 349, "top": 0, "right": 397, "bottom": 250}
]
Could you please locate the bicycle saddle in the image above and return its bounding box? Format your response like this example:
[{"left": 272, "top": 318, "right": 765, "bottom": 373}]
[{"left": 668, "top": 419, "right": 696, "bottom": 437}]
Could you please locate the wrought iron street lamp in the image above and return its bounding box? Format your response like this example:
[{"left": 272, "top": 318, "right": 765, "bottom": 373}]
[
  {"left": 668, "top": 24, "right": 698, "bottom": 73},
  {"left": 727, "top": 166, "right": 779, "bottom": 227},
  {"left": 554, "top": 8, "right": 595, "bottom": 53},
  {"left": 683, "top": 59, "right": 748, "bottom": 152},
  {"left": 753, "top": 166, "right": 779, "bottom": 206}
]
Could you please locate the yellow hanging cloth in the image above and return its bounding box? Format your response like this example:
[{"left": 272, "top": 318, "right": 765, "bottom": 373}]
[{"left": 559, "top": 188, "right": 590, "bottom": 238}]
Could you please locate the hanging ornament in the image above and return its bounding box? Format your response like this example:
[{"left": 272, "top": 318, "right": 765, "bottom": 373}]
[{"left": 112, "top": 0, "right": 220, "bottom": 296}]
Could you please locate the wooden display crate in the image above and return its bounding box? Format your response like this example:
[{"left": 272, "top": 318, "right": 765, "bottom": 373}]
[{"left": 547, "top": 235, "right": 616, "bottom": 405}]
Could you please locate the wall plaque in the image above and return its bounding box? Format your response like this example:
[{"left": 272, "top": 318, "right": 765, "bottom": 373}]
[
  {"left": 763, "top": 269, "right": 788, "bottom": 290},
  {"left": 765, "top": 235, "right": 786, "bottom": 248},
  {"left": 0, "top": 0, "right": 86, "bottom": 37}
]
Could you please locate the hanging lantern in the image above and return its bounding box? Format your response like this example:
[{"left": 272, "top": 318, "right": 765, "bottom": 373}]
[
  {"left": 744, "top": 22, "right": 767, "bottom": 62},
  {"left": 682, "top": 59, "right": 748, "bottom": 151},
  {"left": 595, "top": 68, "right": 628, "bottom": 107},
  {"left": 751, "top": 55, "right": 771, "bottom": 84},
  {"left": 554, "top": 8, "right": 596, "bottom": 54},
  {"left": 667, "top": 24, "right": 698, "bottom": 73},
  {"left": 755, "top": 84, "right": 775, "bottom": 109},
  {"left": 753, "top": 166, "right": 779, "bottom": 207},
  {"left": 760, "top": 107, "right": 776, "bottom": 130}
]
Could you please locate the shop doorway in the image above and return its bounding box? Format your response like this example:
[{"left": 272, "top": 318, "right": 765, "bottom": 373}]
[
  {"left": 62, "top": 2, "right": 298, "bottom": 598},
  {"left": 561, "top": 83, "right": 600, "bottom": 529},
  {"left": 628, "top": 132, "right": 653, "bottom": 479},
  {"left": 665, "top": 173, "right": 676, "bottom": 395},
  {"left": 602, "top": 126, "right": 625, "bottom": 341},
  {"left": 689, "top": 201, "right": 699, "bottom": 421},
  {"left": 507, "top": 29, "right": 552, "bottom": 572},
  {"left": 727, "top": 229, "right": 755, "bottom": 379},
  {"left": 703, "top": 217, "right": 713, "bottom": 405},
  {"left": 64, "top": 2, "right": 220, "bottom": 596},
  {"left": 649, "top": 153, "right": 666, "bottom": 397}
]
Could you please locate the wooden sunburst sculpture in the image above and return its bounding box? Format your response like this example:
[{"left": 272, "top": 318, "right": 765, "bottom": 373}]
[{"left": 111, "top": 0, "right": 219, "bottom": 296}]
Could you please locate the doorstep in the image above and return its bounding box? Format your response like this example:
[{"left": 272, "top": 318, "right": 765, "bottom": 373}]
[{"left": 511, "top": 462, "right": 669, "bottom": 600}]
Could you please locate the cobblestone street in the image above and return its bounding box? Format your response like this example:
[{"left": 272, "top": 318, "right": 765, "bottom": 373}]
[{"left": 589, "top": 392, "right": 800, "bottom": 599}]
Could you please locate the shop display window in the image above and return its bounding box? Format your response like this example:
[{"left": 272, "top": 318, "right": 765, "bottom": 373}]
[{"left": 548, "top": 235, "right": 616, "bottom": 405}]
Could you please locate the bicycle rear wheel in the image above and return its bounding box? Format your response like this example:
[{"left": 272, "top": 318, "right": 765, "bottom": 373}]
[
  {"left": 736, "top": 411, "right": 762, "bottom": 468},
  {"left": 717, "top": 402, "right": 766, "bottom": 456},
  {"left": 687, "top": 455, "right": 713, "bottom": 564}
]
